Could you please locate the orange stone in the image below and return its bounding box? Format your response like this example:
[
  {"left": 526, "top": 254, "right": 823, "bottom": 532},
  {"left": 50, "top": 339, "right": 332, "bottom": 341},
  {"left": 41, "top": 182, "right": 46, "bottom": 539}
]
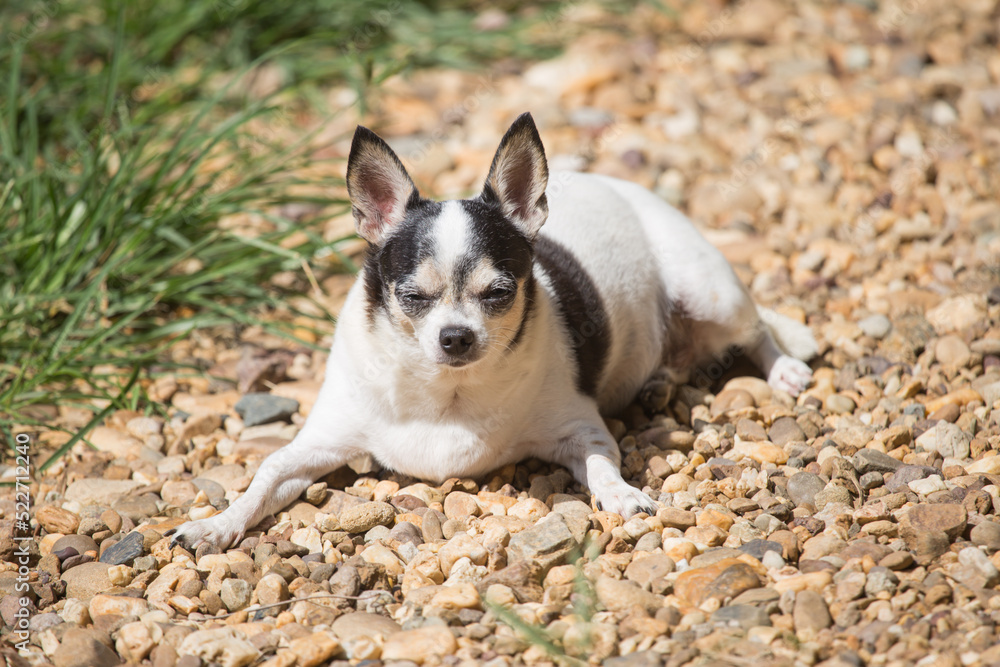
[{"left": 673, "top": 558, "right": 762, "bottom": 607}]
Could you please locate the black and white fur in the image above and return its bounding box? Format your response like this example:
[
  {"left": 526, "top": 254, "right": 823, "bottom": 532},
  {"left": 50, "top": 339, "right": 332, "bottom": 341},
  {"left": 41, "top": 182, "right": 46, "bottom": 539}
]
[{"left": 170, "top": 113, "right": 816, "bottom": 548}]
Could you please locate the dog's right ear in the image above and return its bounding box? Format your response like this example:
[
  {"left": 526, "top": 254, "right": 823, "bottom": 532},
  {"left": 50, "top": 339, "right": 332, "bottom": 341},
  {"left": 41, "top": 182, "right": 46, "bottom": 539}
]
[{"left": 346, "top": 126, "right": 419, "bottom": 245}]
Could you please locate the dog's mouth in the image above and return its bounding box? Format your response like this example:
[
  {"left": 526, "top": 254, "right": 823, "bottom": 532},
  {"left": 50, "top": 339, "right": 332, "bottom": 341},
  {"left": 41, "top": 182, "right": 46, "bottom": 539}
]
[{"left": 436, "top": 352, "right": 484, "bottom": 369}]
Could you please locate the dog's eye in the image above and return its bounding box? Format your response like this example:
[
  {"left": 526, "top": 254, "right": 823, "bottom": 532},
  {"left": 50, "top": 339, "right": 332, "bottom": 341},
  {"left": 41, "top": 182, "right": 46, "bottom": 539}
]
[
  {"left": 483, "top": 285, "right": 514, "bottom": 301},
  {"left": 399, "top": 292, "right": 431, "bottom": 306}
]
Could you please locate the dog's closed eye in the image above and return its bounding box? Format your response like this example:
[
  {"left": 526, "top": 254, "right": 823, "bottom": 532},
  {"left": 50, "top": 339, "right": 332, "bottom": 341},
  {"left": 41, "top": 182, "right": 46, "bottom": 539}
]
[
  {"left": 482, "top": 284, "right": 515, "bottom": 301},
  {"left": 398, "top": 290, "right": 435, "bottom": 313}
]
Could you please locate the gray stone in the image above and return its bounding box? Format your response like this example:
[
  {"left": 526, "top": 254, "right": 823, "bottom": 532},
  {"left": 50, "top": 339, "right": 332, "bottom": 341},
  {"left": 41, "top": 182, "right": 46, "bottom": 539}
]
[
  {"left": 235, "top": 393, "right": 299, "bottom": 427},
  {"left": 712, "top": 604, "right": 770, "bottom": 630},
  {"left": 604, "top": 652, "right": 664, "bottom": 667},
  {"left": 304, "top": 482, "right": 328, "bottom": 505},
  {"left": 853, "top": 449, "right": 903, "bottom": 475},
  {"left": 52, "top": 534, "right": 99, "bottom": 557},
  {"left": 60, "top": 562, "right": 112, "bottom": 600},
  {"left": 111, "top": 495, "right": 159, "bottom": 522},
  {"left": 64, "top": 479, "right": 142, "bottom": 507},
  {"left": 879, "top": 551, "right": 913, "bottom": 571},
  {"left": 730, "top": 587, "right": 780, "bottom": 606},
  {"left": 0, "top": 594, "right": 34, "bottom": 627},
  {"left": 787, "top": 472, "right": 826, "bottom": 507},
  {"left": 634, "top": 532, "right": 662, "bottom": 552},
  {"left": 973, "top": 378, "right": 1000, "bottom": 407},
  {"left": 389, "top": 521, "right": 423, "bottom": 547},
  {"left": 958, "top": 546, "right": 1000, "bottom": 587},
  {"left": 971, "top": 521, "right": 1000, "bottom": 551},
  {"left": 595, "top": 575, "right": 662, "bottom": 614},
  {"left": 191, "top": 478, "right": 227, "bottom": 504},
  {"left": 220, "top": 578, "right": 252, "bottom": 612},
  {"left": 550, "top": 497, "right": 592, "bottom": 544},
  {"left": 736, "top": 418, "right": 767, "bottom": 441},
  {"left": 29, "top": 611, "right": 63, "bottom": 633},
  {"left": 814, "top": 485, "right": 852, "bottom": 510},
  {"left": 860, "top": 471, "right": 885, "bottom": 491},
  {"left": 99, "top": 531, "right": 144, "bottom": 566},
  {"left": 421, "top": 510, "right": 445, "bottom": 542},
  {"left": 507, "top": 513, "right": 578, "bottom": 572},
  {"left": 864, "top": 566, "right": 899, "bottom": 596},
  {"left": 825, "top": 394, "right": 856, "bottom": 415},
  {"left": 329, "top": 565, "right": 361, "bottom": 599},
  {"left": 363, "top": 526, "right": 391, "bottom": 544},
  {"left": 340, "top": 502, "right": 395, "bottom": 533},
  {"left": 739, "top": 539, "right": 783, "bottom": 561},
  {"left": 793, "top": 590, "right": 832, "bottom": 632},
  {"left": 762, "top": 550, "right": 785, "bottom": 569},
  {"left": 902, "top": 503, "right": 967, "bottom": 541},
  {"left": 53, "top": 628, "right": 122, "bottom": 667},
  {"left": 911, "top": 530, "right": 951, "bottom": 565},
  {"left": 624, "top": 554, "right": 675, "bottom": 589},
  {"left": 886, "top": 465, "right": 939, "bottom": 493},
  {"left": 935, "top": 422, "right": 972, "bottom": 460},
  {"left": 331, "top": 611, "right": 401, "bottom": 642},
  {"left": 133, "top": 556, "right": 157, "bottom": 572},
  {"left": 769, "top": 417, "right": 807, "bottom": 446},
  {"left": 858, "top": 314, "right": 892, "bottom": 339}
]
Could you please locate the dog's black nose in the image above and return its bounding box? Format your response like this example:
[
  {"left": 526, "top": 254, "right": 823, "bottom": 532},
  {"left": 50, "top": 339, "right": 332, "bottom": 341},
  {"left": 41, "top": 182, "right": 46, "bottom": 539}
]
[{"left": 439, "top": 327, "right": 475, "bottom": 356}]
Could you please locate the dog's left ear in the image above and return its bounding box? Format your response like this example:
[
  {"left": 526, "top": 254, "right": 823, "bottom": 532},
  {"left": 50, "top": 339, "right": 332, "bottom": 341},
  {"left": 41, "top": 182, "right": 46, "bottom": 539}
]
[
  {"left": 482, "top": 112, "right": 549, "bottom": 240},
  {"left": 346, "top": 126, "right": 420, "bottom": 245}
]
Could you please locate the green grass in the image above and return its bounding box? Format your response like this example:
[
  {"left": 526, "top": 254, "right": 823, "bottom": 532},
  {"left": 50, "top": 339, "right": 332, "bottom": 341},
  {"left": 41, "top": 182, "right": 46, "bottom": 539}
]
[
  {"left": 485, "top": 541, "right": 603, "bottom": 665},
  {"left": 0, "top": 0, "right": 568, "bottom": 454}
]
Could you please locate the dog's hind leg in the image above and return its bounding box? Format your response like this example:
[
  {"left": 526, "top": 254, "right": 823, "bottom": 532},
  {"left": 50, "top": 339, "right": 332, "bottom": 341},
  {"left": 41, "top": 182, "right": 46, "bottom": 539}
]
[
  {"left": 595, "top": 174, "right": 817, "bottom": 396},
  {"left": 747, "top": 306, "right": 818, "bottom": 395},
  {"left": 684, "top": 290, "right": 815, "bottom": 396}
]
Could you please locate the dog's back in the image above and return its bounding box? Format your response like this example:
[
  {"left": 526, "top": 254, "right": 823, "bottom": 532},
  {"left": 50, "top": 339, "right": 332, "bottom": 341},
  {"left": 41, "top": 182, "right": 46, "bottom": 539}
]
[{"left": 537, "top": 171, "right": 667, "bottom": 414}]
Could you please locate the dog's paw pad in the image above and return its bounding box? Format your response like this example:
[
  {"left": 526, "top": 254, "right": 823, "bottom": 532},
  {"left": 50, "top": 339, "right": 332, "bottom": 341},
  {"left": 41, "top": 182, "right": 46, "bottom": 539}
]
[
  {"left": 768, "top": 355, "right": 813, "bottom": 396},
  {"left": 593, "top": 481, "right": 658, "bottom": 518}
]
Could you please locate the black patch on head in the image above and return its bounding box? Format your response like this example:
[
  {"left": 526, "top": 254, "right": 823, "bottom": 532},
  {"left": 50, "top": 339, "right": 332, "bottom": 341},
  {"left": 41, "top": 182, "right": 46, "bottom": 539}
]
[
  {"left": 534, "top": 236, "right": 610, "bottom": 396},
  {"left": 460, "top": 199, "right": 535, "bottom": 282},
  {"left": 363, "top": 199, "right": 444, "bottom": 321},
  {"left": 459, "top": 198, "right": 537, "bottom": 352}
]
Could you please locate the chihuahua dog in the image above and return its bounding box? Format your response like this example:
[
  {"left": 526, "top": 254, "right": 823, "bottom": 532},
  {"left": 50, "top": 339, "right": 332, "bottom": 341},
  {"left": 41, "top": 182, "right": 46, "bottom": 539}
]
[{"left": 170, "top": 113, "right": 816, "bottom": 548}]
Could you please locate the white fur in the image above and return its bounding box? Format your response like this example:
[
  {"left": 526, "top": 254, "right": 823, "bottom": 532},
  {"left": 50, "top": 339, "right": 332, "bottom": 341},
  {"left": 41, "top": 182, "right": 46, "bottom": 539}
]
[{"left": 171, "top": 170, "right": 815, "bottom": 548}]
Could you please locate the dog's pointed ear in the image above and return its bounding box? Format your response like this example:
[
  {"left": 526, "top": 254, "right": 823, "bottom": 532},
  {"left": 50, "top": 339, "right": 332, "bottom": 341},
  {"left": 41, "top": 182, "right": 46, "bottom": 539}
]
[
  {"left": 346, "top": 126, "right": 419, "bottom": 245},
  {"left": 482, "top": 112, "right": 549, "bottom": 240}
]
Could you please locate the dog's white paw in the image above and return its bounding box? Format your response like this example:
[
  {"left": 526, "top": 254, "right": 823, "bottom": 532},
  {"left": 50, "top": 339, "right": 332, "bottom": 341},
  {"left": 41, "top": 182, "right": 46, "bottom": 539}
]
[
  {"left": 167, "top": 514, "right": 243, "bottom": 550},
  {"left": 768, "top": 355, "right": 813, "bottom": 396},
  {"left": 592, "top": 480, "right": 658, "bottom": 517}
]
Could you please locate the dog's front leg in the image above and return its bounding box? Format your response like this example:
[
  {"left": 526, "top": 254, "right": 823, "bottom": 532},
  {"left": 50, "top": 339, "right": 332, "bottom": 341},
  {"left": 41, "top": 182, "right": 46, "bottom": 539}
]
[
  {"left": 547, "top": 416, "right": 658, "bottom": 518},
  {"left": 169, "top": 425, "right": 362, "bottom": 550}
]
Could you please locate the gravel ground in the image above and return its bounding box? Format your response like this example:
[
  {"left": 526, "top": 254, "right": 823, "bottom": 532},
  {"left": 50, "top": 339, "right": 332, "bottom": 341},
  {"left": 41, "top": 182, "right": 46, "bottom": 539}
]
[{"left": 5, "top": 1, "right": 1000, "bottom": 666}]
